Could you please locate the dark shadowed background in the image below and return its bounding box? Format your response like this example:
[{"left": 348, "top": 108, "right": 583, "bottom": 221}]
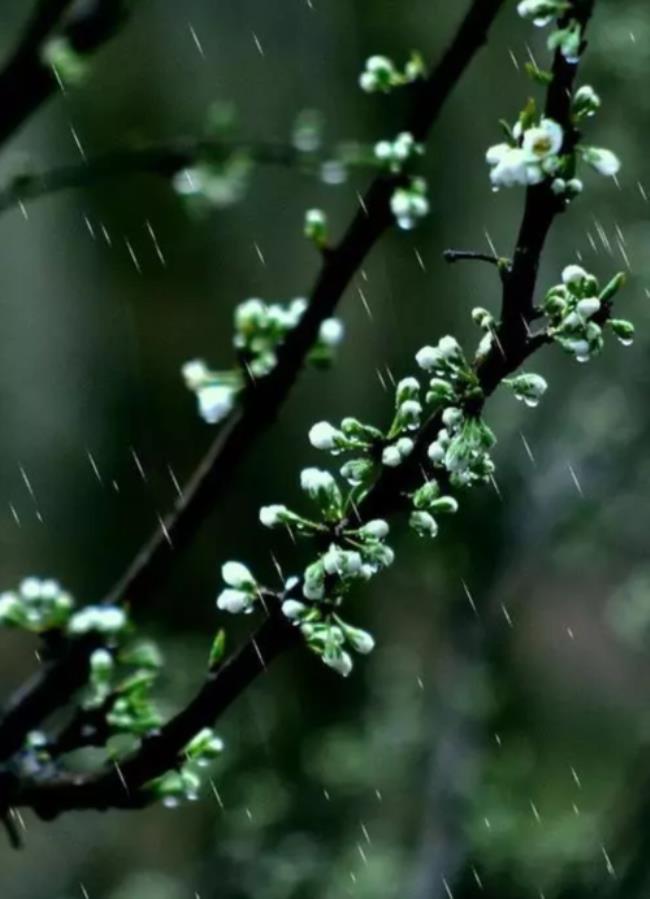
[{"left": 1, "top": 1, "right": 650, "bottom": 897}]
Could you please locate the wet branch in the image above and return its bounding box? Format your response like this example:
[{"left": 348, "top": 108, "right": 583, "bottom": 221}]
[
  {"left": 0, "top": 0, "right": 506, "bottom": 816},
  {"left": 0, "top": 139, "right": 315, "bottom": 216},
  {"left": 0, "top": 0, "right": 132, "bottom": 147}
]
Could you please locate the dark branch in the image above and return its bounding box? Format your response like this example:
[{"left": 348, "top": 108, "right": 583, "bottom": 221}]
[
  {"left": 0, "top": 0, "right": 131, "bottom": 147},
  {"left": 0, "top": 139, "right": 327, "bottom": 216},
  {"left": 0, "top": 0, "right": 506, "bottom": 812},
  {"left": 443, "top": 249, "right": 505, "bottom": 268}
]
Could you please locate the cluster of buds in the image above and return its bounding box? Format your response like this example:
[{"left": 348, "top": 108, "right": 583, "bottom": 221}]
[
  {"left": 390, "top": 177, "right": 430, "bottom": 230},
  {"left": 374, "top": 132, "right": 423, "bottom": 174},
  {"left": 504, "top": 374, "right": 549, "bottom": 408},
  {"left": 85, "top": 641, "right": 163, "bottom": 738},
  {"left": 282, "top": 602, "right": 375, "bottom": 678},
  {"left": 216, "top": 562, "right": 260, "bottom": 614},
  {"left": 0, "top": 578, "right": 73, "bottom": 632},
  {"left": 147, "top": 728, "right": 224, "bottom": 808},
  {"left": 409, "top": 480, "right": 459, "bottom": 539},
  {"left": 544, "top": 265, "right": 632, "bottom": 362},
  {"left": 358, "top": 53, "right": 425, "bottom": 94},
  {"left": 173, "top": 155, "right": 252, "bottom": 210},
  {"left": 182, "top": 298, "right": 344, "bottom": 425},
  {"left": 517, "top": 1, "right": 583, "bottom": 63}
]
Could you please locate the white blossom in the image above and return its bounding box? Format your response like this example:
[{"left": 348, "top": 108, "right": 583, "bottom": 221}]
[{"left": 522, "top": 119, "right": 563, "bottom": 161}]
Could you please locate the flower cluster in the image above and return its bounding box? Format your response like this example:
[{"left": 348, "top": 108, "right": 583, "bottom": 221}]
[
  {"left": 147, "top": 727, "right": 224, "bottom": 807},
  {"left": 0, "top": 578, "right": 73, "bottom": 632},
  {"left": 1, "top": 575, "right": 226, "bottom": 810},
  {"left": 87, "top": 641, "right": 164, "bottom": 738},
  {"left": 374, "top": 132, "right": 423, "bottom": 173},
  {"left": 487, "top": 88, "right": 620, "bottom": 194},
  {"left": 390, "top": 177, "right": 430, "bottom": 230},
  {"left": 182, "top": 297, "right": 344, "bottom": 424},
  {"left": 358, "top": 53, "right": 425, "bottom": 94},
  {"left": 517, "top": 1, "right": 582, "bottom": 63},
  {"left": 0, "top": 577, "right": 129, "bottom": 638},
  {"left": 543, "top": 265, "right": 632, "bottom": 362},
  {"left": 487, "top": 114, "right": 565, "bottom": 189}
]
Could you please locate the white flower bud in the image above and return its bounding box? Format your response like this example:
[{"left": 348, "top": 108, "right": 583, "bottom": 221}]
[
  {"left": 576, "top": 297, "right": 601, "bottom": 319},
  {"left": 415, "top": 346, "right": 440, "bottom": 371},
  {"left": 345, "top": 627, "right": 375, "bottom": 654},
  {"left": 197, "top": 384, "right": 235, "bottom": 425},
  {"left": 309, "top": 421, "right": 341, "bottom": 451},
  {"left": 382, "top": 445, "right": 402, "bottom": 467},
  {"left": 562, "top": 264, "right": 588, "bottom": 287},
  {"left": 216, "top": 589, "right": 251, "bottom": 614},
  {"left": 319, "top": 318, "right": 345, "bottom": 347},
  {"left": 323, "top": 650, "right": 353, "bottom": 677},
  {"left": 584, "top": 147, "right": 621, "bottom": 177},
  {"left": 427, "top": 441, "right": 445, "bottom": 464},
  {"left": 259, "top": 504, "right": 289, "bottom": 528},
  {"left": 281, "top": 600, "right": 307, "bottom": 620},
  {"left": 182, "top": 359, "right": 210, "bottom": 389},
  {"left": 359, "top": 519, "right": 390, "bottom": 539},
  {"left": 409, "top": 510, "right": 439, "bottom": 538},
  {"left": 438, "top": 336, "right": 461, "bottom": 359},
  {"left": 222, "top": 561, "right": 256, "bottom": 589}
]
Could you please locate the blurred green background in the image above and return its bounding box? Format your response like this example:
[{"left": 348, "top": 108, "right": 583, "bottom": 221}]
[{"left": 1, "top": 0, "right": 650, "bottom": 896}]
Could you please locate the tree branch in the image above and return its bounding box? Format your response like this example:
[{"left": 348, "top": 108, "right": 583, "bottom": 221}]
[
  {"left": 0, "top": 139, "right": 315, "bottom": 216},
  {"left": 0, "top": 0, "right": 132, "bottom": 147},
  {"left": 0, "top": 0, "right": 506, "bottom": 807}
]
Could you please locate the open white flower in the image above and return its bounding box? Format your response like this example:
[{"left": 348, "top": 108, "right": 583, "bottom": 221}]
[
  {"left": 486, "top": 144, "right": 530, "bottom": 188},
  {"left": 522, "top": 119, "right": 563, "bottom": 161}
]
